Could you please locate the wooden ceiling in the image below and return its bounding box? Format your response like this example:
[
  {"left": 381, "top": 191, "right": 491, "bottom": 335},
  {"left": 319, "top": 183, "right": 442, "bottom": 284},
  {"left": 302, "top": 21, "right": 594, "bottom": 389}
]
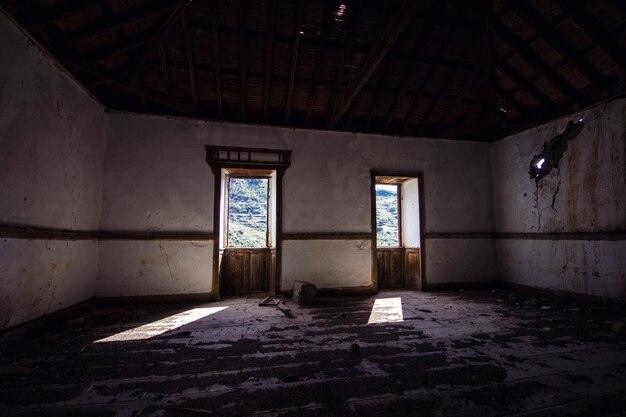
[{"left": 2, "top": 0, "right": 626, "bottom": 141}]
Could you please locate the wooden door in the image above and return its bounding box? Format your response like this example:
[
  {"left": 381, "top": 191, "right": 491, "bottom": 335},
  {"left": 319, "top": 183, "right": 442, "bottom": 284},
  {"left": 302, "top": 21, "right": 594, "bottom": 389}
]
[
  {"left": 405, "top": 248, "right": 421, "bottom": 289},
  {"left": 377, "top": 248, "right": 405, "bottom": 288},
  {"left": 220, "top": 248, "right": 270, "bottom": 295}
]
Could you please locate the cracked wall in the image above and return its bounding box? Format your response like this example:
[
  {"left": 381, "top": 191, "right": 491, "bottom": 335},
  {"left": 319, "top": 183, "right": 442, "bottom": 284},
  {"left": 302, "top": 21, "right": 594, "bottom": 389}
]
[
  {"left": 492, "top": 99, "right": 626, "bottom": 299},
  {"left": 0, "top": 13, "right": 106, "bottom": 329}
]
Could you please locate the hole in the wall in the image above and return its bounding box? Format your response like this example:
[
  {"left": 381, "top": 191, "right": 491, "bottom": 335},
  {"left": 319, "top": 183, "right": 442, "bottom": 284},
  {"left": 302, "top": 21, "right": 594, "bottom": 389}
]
[{"left": 528, "top": 119, "right": 585, "bottom": 183}]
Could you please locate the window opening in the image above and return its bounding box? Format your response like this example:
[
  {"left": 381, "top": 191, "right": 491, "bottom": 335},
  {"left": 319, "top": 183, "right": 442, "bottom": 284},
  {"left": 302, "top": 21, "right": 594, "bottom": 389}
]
[
  {"left": 375, "top": 183, "right": 400, "bottom": 247},
  {"left": 226, "top": 176, "right": 269, "bottom": 248}
]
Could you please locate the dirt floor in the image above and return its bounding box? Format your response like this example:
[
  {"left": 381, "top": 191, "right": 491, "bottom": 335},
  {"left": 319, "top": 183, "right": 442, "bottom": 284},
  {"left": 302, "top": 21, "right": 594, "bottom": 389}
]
[{"left": 1, "top": 288, "right": 626, "bottom": 416}]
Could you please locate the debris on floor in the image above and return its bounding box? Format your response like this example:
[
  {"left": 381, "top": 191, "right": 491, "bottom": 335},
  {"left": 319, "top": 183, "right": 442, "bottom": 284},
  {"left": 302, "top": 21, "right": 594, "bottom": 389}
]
[
  {"left": 1, "top": 288, "right": 625, "bottom": 417},
  {"left": 259, "top": 294, "right": 293, "bottom": 318},
  {"left": 292, "top": 280, "right": 316, "bottom": 305}
]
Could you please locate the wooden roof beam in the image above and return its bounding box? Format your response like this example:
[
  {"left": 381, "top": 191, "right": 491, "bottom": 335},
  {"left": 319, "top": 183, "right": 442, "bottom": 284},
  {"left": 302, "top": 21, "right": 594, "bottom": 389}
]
[
  {"left": 554, "top": 0, "right": 626, "bottom": 72},
  {"left": 503, "top": 0, "right": 606, "bottom": 87},
  {"left": 82, "top": 33, "right": 151, "bottom": 62},
  {"left": 284, "top": 0, "right": 305, "bottom": 123},
  {"left": 493, "top": 84, "right": 527, "bottom": 115},
  {"left": 58, "top": 56, "right": 198, "bottom": 117},
  {"left": 436, "top": 63, "right": 482, "bottom": 126},
  {"left": 128, "top": 1, "right": 191, "bottom": 76},
  {"left": 182, "top": 9, "right": 198, "bottom": 106},
  {"left": 64, "top": 2, "right": 178, "bottom": 47},
  {"left": 402, "top": 26, "right": 454, "bottom": 133},
  {"left": 365, "top": 43, "right": 400, "bottom": 128},
  {"left": 480, "top": 0, "right": 496, "bottom": 125},
  {"left": 350, "top": 0, "right": 391, "bottom": 128},
  {"left": 306, "top": 0, "right": 333, "bottom": 124},
  {"left": 491, "top": 54, "right": 555, "bottom": 111},
  {"left": 157, "top": 44, "right": 172, "bottom": 95},
  {"left": 240, "top": 0, "right": 247, "bottom": 119},
  {"left": 264, "top": 0, "right": 276, "bottom": 120},
  {"left": 109, "top": 0, "right": 190, "bottom": 100},
  {"left": 327, "top": 1, "right": 362, "bottom": 125},
  {"left": 211, "top": 0, "right": 223, "bottom": 115},
  {"left": 415, "top": 62, "right": 462, "bottom": 135},
  {"left": 330, "top": 0, "right": 421, "bottom": 128},
  {"left": 490, "top": 18, "right": 582, "bottom": 101},
  {"left": 33, "top": 0, "right": 111, "bottom": 25},
  {"left": 382, "top": 5, "right": 445, "bottom": 128}
]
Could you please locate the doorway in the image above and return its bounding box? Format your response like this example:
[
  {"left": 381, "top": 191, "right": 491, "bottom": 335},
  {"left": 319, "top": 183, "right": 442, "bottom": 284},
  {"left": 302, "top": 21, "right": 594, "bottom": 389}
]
[
  {"left": 218, "top": 169, "right": 277, "bottom": 296},
  {"left": 372, "top": 174, "right": 424, "bottom": 289}
]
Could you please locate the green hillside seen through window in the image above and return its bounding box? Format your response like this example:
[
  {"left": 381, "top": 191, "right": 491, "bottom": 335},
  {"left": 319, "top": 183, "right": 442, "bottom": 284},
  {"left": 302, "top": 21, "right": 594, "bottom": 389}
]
[
  {"left": 227, "top": 177, "right": 268, "bottom": 248},
  {"left": 376, "top": 184, "right": 399, "bottom": 247}
]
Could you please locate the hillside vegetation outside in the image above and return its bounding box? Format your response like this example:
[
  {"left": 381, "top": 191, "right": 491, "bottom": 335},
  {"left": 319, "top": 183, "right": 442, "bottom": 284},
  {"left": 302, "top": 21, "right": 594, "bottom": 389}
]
[
  {"left": 227, "top": 177, "right": 269, "bottom": 248},
  {"left": 376, "top": 184, "right": 399, "bottom": 247}
]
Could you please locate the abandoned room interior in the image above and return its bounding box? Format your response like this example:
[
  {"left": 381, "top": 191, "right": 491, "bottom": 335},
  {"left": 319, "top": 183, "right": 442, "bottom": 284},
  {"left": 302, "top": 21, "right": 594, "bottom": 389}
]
[{"left": 1, "top": 0, "right": 625, "bottom": 415}]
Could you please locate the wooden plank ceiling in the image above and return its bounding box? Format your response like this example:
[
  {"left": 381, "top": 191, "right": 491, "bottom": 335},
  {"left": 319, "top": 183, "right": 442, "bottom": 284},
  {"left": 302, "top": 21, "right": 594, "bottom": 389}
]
[{"left": 2, "top": 0, "right": 626, "bottom": 141}]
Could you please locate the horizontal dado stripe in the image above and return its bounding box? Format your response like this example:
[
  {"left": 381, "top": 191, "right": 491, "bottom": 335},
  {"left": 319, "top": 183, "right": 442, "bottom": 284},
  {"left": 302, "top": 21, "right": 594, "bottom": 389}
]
[
  {"left": 496, "top": 231, "right": 626, "bottom": 241},
  {"left": 426, "top": 232, "right": 626, "bottom": 241},
  {"left": 0, "top": 225, "right": 214, "bottom": 241},
  {"left": 282, "top": 232, "right": 373, "bottom": 240},
  {"left": 3, "top": 225, "right": 624, "bottom": 242},
  {"left": 425, "top": 233, "right": 495, "bottom": 239}
]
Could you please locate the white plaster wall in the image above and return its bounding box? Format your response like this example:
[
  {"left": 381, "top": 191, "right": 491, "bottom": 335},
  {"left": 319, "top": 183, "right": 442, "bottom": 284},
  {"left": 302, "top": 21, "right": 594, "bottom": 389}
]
[
  {"left": 101, "top": 112, "right": 496, "bottom": 291},
  {"left": 0, "top": 14, "right": 105, "bottom": 329},
  {"left": 497, "top": 240, "right": 626, "bottom": 298},
  {"left": 282, "top": 240, "right": 372, "bottom": 289},
  {"left": 0, "top": 240, "right": 98, "bottom": 329},
  {"left": 426, "top": 239, "right": 497, "bottom": 284},
  {"left": 492, "top": 99, "right": 626, "bottom": 298},
  {"left": 0, "top": 15, "right": 105, "bottom": 229},
  {"left": 97, "top": 241, "right": 213, "bottom": 297}
]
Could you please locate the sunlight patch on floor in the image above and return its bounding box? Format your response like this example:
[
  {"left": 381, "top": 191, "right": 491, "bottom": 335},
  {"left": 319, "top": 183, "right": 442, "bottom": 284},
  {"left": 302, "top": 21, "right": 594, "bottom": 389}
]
[
  {"left": 367, "top": 297, "right": 403, "bottom": 324},
  {"left": 95, "top": 306, "right": 228, "bottom": 342}
]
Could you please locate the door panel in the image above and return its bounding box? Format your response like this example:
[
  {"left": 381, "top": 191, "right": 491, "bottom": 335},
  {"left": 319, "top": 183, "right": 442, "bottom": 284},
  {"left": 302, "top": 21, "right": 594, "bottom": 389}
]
[
  {"left": 405, "top": 248, "right": 421, "bottom": 289},
  {"left": 220, "top": 249, "right": 269, "bottom": 295},
  {"left": 377, "top": 248, "right": 405, "bottom": 288}
]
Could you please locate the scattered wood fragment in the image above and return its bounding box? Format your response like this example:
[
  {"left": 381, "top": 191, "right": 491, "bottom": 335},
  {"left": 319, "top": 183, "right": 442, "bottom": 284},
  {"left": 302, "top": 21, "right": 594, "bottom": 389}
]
[{"left": 259, "top": 295, "right": 293, "bottom": 317}]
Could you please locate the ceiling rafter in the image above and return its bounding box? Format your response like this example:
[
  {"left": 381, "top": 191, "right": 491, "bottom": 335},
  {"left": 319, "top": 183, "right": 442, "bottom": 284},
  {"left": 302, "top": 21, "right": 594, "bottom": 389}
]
[
  {"left": 83, "top": 33, "right": 151, "bottom": 62},
  {"left": 402, "top": 25, "right": 455, "bottom": 133},
  {"left": 491, "top": 54, "right": 555, "bottom": 111},
  {"left": 3, "top": 0, "right": 625, "bottom": 140},
  {"left": 347, "top": 0, "right": 391, "bottom": 128},
  {"left": 157, "top": 44, "right": 172, "bottom": 94},
  {"left": 211, "top": 0, "right": 223, "bottom": 115},
  {"left": 137, "top": 61, "right": 502, "bottom": 107},
  {"left": 415, "top": 61, "right": 462, "bottom": 136},
  {"left": 489, "top": 17, "right": 581, "bottom": 102},
  {"left": 554, "top": 0, "right": 626, "bottom": 72},
  {"left": 33, "top": 0, "right": 111, "bottom": 25},
  {"left": 240, "top": 0, "right": 247, "bottom": 118},
  {"left": 329, "top": 0, "right": 421, "bottom": 128},
  {"left": 365, "top": 43, "right": 400, "bottom": 128},
  {"left": 480, "top": 0, "right": 496, "bottom": 125},
  {"left": 436, "top": 62, "right": 482, "bottom": 127},
  {"left": 447, "top": 78, "right": 486, "bottom": 128},
  {"left": 493, "top": 84, "right": 526, "bottom": 115},
  {"left": 63, "top": 2, "right": 177, "bottom": 47},
  {"left": 58, "top": 55, "right": 198, "bottom": 117},
  {"left": 503, "top": 0, "right": 606, "bottom": 88},
  {"left": 327, "top": 1, "right": 362, "bottom": 124},
  {"left": 284, "top": 0, "right": 305, "bottom": 123},
  {"left": 306, "top": 0, "right": 333, "bottom": 124},
  {"left": 182, "top": 8, "right": 197, "bottom": 106},
  {"left": 264, "top": 0, "right": 276, "bottom": 120},
  {"left": 108, "top": 0, "right": 191, "bottom": 102}
]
